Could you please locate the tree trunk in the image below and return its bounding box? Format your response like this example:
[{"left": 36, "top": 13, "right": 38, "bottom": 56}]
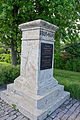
[{"left": 11, "top": 43, "right": 17, "bottom": 66}]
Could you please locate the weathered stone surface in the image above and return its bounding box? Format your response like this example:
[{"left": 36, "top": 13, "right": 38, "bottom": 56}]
[{"left": 0, "top": 19, "right": 70, "bottom": 120}]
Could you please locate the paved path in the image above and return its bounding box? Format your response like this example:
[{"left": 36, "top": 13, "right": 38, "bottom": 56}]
[{"left": 0, "top": 98, "right": 80, "bottom": 120}]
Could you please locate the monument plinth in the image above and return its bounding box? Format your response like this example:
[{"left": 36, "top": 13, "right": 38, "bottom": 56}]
[{"left": 0, "top": 20, "right": 70, "bottom": 120}]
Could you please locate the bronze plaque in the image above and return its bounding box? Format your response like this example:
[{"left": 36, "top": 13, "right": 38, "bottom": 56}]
[{"left": 40, "top": 43, "right": 53, "bottom": 70}]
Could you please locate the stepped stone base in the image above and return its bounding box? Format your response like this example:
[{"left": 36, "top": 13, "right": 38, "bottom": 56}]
[{"left": 0, "top": 81, "right": 70, "bottom": 120}]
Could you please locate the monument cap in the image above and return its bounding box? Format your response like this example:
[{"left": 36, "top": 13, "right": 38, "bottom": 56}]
[{"left": 19, "top": 19, "right": 59, "bottom": 31}]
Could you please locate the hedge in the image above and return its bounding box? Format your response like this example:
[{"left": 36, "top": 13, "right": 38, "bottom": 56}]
[
  {"left": 0, "top": 63, "right": 20, "bottom": 86},
  {"left": 54, "top": 55, "right": 80, "bottom": 72}
]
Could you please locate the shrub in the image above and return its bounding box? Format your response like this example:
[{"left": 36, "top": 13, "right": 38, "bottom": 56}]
[
  {"left": 65, "top": 60, "right": 73, "bottom": 71},
  {"left": 0, "top": 63, "right": 20, "bottom": 86},
  {"left": 54, "top": 54, "right": 66, "bottom": 70},
  {"left": 64, "top": 58, "right": 80, "bottom": 72},
  {"left": 0, "top": 54, "right": 11, "bottom": 63},
  {"left": 72, "top": 58, "right": 80, "bottom": 72},
  {"left": 54, "top": 53, "right": 80, "bottom": 72}
]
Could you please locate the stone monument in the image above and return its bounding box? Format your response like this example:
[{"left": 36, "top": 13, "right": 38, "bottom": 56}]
[{"left": 0, "top": 19, "right": 70, "bottom": 120}]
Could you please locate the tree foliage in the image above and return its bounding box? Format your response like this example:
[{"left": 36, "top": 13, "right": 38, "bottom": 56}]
[{"left": 0, "top": 0, "right": 80, "bottom": 65}]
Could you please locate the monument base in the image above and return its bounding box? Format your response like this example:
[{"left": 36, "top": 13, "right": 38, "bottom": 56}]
[{"left": 0, "top": 77, "right": 70, "bottom": 120}]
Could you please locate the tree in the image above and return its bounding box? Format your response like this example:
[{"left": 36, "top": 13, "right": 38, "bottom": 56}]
[
  {"left": 0, "top": 0, "right": 35, "bottom": 66},
  {"left": 0, "top": 0, "right": 80, "bottom": 66}
]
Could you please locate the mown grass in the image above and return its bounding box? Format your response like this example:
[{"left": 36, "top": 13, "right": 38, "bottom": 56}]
[{"left": 54, "top": 69, "right": 80, "bottom": 100}]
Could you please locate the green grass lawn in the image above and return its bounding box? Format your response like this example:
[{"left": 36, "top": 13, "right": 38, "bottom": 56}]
[{"left": 54, "top": 69, "right": 80, "bottom": 100}]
